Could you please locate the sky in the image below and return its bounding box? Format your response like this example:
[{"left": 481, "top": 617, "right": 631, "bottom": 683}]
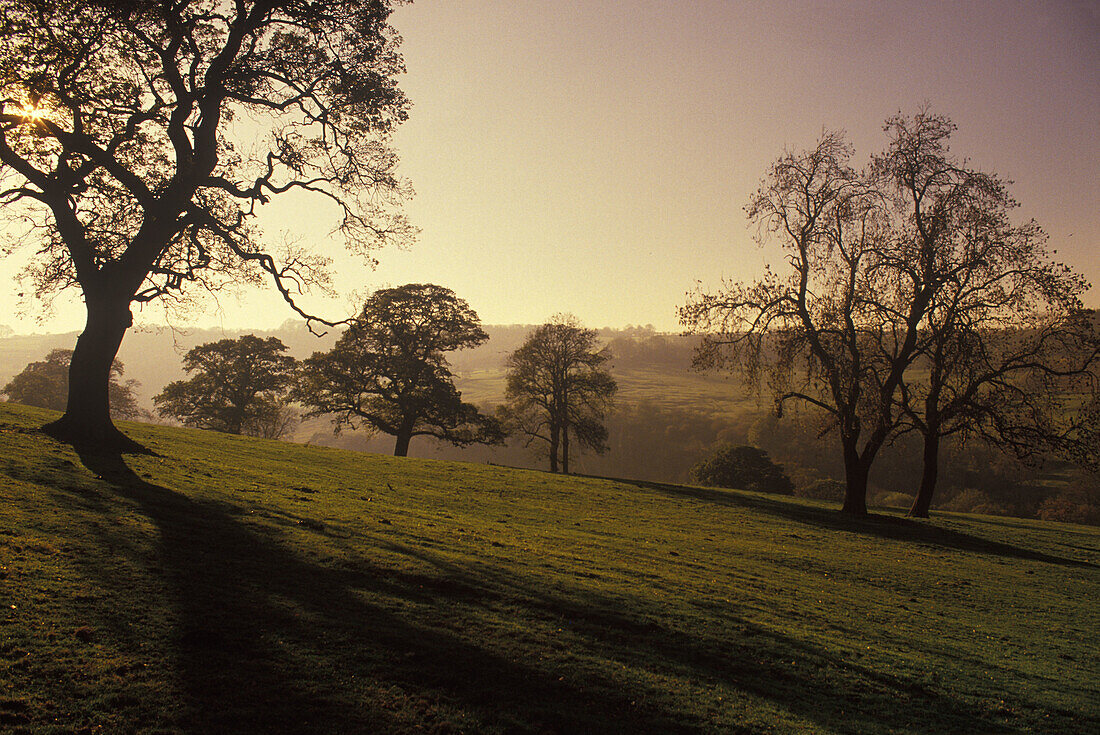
[{"left": 1, "top": 0, "right": 1097, "bottom": 335}]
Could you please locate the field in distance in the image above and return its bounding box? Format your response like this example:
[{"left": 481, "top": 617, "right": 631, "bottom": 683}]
[{"left": 1, "top": 403, "right": 1097, "bottom": 733}]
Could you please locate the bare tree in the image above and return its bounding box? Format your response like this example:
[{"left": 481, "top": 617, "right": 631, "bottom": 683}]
[
  {"left": 682, "top": 132, "right": 908, "bottom": 515},
  {"left": 502, "top": 315, "right": 616, "bottom": 473},
  {"left": 683, "top": 111, "right": 1098, "bottom": 517},
  {"left": 0, "top": 0, "right": 412, "bottom": 449},
  {"left": 873, "top": 111, "right": 1099, "bottom": 517}
]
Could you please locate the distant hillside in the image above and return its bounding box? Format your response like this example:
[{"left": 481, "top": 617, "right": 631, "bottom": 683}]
[
  {"left": 1, "top": 402, "right": 1096, "bottom": 733},
  {"left": 0, "top": 322, "right": 705, "bottom": 404},
  {"left": 3, "top": 322, "right": 1096, "bottom": 524}
]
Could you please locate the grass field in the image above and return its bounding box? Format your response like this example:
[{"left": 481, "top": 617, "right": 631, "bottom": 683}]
[
  {"left": 1, "top": 403, "right": 1097, "bottom": 734},
  {"left": 455, "top": 366, "right": 757, "bottom": 422}
]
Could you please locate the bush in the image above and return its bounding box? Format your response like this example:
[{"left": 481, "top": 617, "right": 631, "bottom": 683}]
[
  {"left": 1037, "top": 481, "right": 1100, "bottom": 526},
  {"left": 689, "top": 444, "right": 793, "bottom": 494},
  {"left": 796, "top": 478, "right": 846, "bottom": 501},
  {"left": 941, "top": 488, "right": 1008, "bottom": 516},
  {"left": 873, "top": 491, "right": 912, "bottom": 509}
]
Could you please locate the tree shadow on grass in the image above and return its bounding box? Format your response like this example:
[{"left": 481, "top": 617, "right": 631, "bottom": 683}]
[
  {"left": 356, "top": 539, "right": 1039, "bottom": 735},
  {"left": 608, "top": 477, "right": 1097, "bottom": 569},
  {"left": 57, "top": 448, "right": 1083, "bottom": 734},
  {"left": 66, "top": 448, "right": 700, "bottom": 733}
]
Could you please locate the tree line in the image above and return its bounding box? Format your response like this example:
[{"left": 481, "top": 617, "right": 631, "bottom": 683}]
[
  {"left": 2, "top": 283, "right": 619, "bottom": 472},
  {"left": 1, "top": 1, "right": 1095, "bottom": 523}
]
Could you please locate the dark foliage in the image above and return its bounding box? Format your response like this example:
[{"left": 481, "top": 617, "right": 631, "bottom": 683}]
[
  {"left": 689, "top": 444, "right": 794, "bottom": 495},
  {"left": 2, "top": 348, "right": 145, "bottom": 419},
  {"left": 295, "top": 284, "right": 504, "bottom": 456},
  {"left": 502, "top": 315, "right": 617, "bottom": 473},
  {"left": 155, "top": 335, "right": 297, "bottom": 437}
]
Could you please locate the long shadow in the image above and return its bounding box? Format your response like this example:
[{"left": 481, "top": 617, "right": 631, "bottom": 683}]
[
  {"left": 67, "top": 449, "right": 698, "bottom": 733},
  {"left": 72, "top": 447, "right": 384, "bottom": 732},
  {"left": 58, "top": 449, "right": 1090, "bottom": 733},
  {"left": 604, "top": 476, "right": 1097, "bottom": 569},
  {"left": 361, "top": 540, "right": 1041, "bottom": 735}
]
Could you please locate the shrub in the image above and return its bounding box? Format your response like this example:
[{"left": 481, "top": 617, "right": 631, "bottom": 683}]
[
  {"left": 689, "top": 444, "right": 793, "bottom": 494},
  {"left": 797, "top": 478, "right": 846, "bottom": 501},
  {"left": 1037, "top": 482, "right": 1100, "bottom": 526},
  {"left": 942, "top": 488, "right": 1008, "bottom": 516}
]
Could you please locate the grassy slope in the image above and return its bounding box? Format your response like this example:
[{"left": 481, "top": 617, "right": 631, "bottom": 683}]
[{"left": 0, "top": 404, "right": 1097, "bottom": 734}]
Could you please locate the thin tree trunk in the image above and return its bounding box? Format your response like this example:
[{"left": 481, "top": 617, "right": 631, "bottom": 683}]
[
  {"left": 908, "top": 432, "right": 940, "bottom": 518},
  {"left": 549, "top": 423, "right": 560, "bottom": 473},
  {"left": 43, "top": 293, "right": 143, "bottom": 451},
  {"left": 840, "top": 441, "right": 870, "bottom": 516},
  {"left": 562, "top": 423, "right": 570, "bottom": 474}
]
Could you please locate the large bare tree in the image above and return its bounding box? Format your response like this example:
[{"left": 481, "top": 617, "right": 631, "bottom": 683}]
[
  {"left": 683, "top": 111, "right": 1097, "bottom": 517},
  {"left": 877, "top": 116, "right": 1100, "bottom": 516},
  {"left": 682, "top": 132, "right": 905, "bottom": 515},
  {"left": 0, "top": 0, "right": 413, "bottom": 449}
]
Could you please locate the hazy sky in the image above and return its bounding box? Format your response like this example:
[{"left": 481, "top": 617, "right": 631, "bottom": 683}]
[{"left": 2, "top": 0, "right": 1097, "bottom": 334}]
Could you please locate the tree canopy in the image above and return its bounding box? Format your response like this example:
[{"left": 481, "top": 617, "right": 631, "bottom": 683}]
[
  {"left": 295, "top": 283, "right": 504, "bottom": 456},
  {"left": 502, "top": 316, "right": 617, "bottom": 473},
  {"left": 682, "top": 109, "right": 1098, "bottom": 517},
  {"left": 154, "top": 335, "right": 297, "bottom": 437},
  {"left": 689, "top": 444, "right": 794, "bottom": 495},
  {"left": 2, "top": 348, "right": 144, "bottom": 419},
  {"left": 0, "top": 0, "right": 412, "bottom": 448}
]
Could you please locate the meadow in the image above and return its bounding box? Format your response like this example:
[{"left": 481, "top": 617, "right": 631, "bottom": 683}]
[{"left": 1, "top": 402, "right": 1097, "bottom": 733}]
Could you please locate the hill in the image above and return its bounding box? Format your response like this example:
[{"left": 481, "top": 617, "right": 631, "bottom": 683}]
[
  {"left": 2, "top": 324, "right": 1097, "bottom": 523},
  {"left": 1, "top": 403, "right": 1097, "bottom": 733}
]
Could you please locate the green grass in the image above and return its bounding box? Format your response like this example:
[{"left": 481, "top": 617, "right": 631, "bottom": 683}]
[
  {"left": 1, "top": 403, "right": 1097, "bottom": 734},
  {"left": 456, "top": 365, "right": 758, "bottom": 421}
]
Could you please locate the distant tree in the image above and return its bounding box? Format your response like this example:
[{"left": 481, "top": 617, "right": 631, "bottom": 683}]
[
  {"left": 689, "top": 444, "right": 794, "bottom": 494},
  {"left": 155, "top": 335, "right": 297, "bottom": 437},
  {"left": 502, "top": 316, "right": 617, "bottom": 473},
  {"left": 249, "top": 398, "right": 301, "bottom": 441},
  {"left": 0, "top": 0, "right": 412, "bottom": 449},
  {"left": 1036, "top": 477, "right": 1100, "bottom": 526},
  {"left": 2, "top": 349, "right": 144, "bottom": 420},
  {"left": 295, "top": 284, "right": 503, "bottom": 456}
]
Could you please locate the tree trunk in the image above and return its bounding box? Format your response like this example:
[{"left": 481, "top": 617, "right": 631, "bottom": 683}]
[
  {"left": 840, "top": 442, "right": 869, "bottom": 516},
  {"left": 43, "top": 293, "right": 143, "bottom": 452},
  {"left": 907, "top": 432, "right": 940, "bottom": 518},
  {"left": 549, "top": 423, "right": 560, "bottom": 473},
  {"left": 562, "top": 424, "right": 570, "bottom": 474},
  {"left": 393, "top": 428, "right": 412, "bottom": 457}
]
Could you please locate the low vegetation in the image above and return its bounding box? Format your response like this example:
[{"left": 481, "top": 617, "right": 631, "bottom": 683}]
[{"left": 1, "top": 403, "right": 1096, "bottom": 733}]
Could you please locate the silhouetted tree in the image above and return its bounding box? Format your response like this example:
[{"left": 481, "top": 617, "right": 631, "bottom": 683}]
[
  {"left": 681, "top": 111, "right": 1091, "bottom": 518},
  {"left": 0, "top": 0, "right": 412, "bottom": 449},
  {"left": 3, "top": 348, "right": 144, "bottom": 419},
  {"left": 295, "top": 284, "right": 504, "bottom": 456},
  {"left": 155, "top": 335, "right": 297, "bottom": 437},
  {"left": 502, "top": 316, "right": 617, "bottom": 473},
  {"left": 689, "top": 444, "right": 793, "bottom": 494},
  {"left": 682, "top": 131, "right": 907, "bottom": 515},
  {"left": 872, "top": 112, "right": 1100, "bottom": 517}
]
